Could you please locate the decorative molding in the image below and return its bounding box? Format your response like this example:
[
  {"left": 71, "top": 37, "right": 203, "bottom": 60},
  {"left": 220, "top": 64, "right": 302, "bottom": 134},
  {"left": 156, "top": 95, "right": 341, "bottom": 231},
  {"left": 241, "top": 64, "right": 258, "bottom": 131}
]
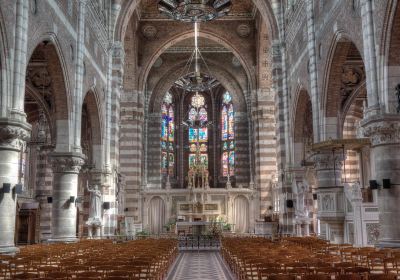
[
  {"left": 49, "top": 152, "right": 86, "bottom": 174},
  {"left": 0, "top": 118, "right": 32, "bottom": 151},
  {"left": 313, "top": 152, "right": 344, "bottom": 171},
  {"left": 141, "top": 25, "right": 157, "bottom": 40},
  {"left": 236, "top": 24, "right": 251, "bottom": 38},
  {"left": 232, "top": 56, "right": 241, "bottom": 67},
  {"left": 361, "top": 115, "right": 400, "bottom": 146}
]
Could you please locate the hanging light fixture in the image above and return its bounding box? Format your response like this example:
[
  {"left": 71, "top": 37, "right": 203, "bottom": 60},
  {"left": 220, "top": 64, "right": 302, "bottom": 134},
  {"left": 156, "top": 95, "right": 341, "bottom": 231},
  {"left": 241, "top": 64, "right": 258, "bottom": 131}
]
[
  {"left": 158, "top": 0, "right": 232, "bottom": 23},
  {"left": 174, "top": 22, "right": 219, "bottom": 92}
]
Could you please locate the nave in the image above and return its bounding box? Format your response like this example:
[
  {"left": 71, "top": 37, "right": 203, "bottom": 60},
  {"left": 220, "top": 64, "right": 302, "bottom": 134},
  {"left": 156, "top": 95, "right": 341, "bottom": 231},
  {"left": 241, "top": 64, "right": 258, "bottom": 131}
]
[
  {"left": 166, "top": 252, "right": 233, "bottom": 280},
  {"left": 1, "top": 236, "right": 399, "bottom": 279}
]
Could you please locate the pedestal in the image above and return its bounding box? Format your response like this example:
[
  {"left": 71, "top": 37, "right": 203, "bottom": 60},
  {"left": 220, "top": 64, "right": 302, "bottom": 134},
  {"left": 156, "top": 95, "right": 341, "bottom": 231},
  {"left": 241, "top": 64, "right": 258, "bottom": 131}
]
[
  {"left": 362, "top": 114, "right": 400, "bottom": 247},
  {"left": 49, "top": 152, "right": 85, "bottom": 242},
  {"left": 87, "top": 222, "right": 102, "bottom": 239},
  {"left": 314, "top": 151, "right": 345, "bottom": 243},
  {"left": 0, "top": 118, "right": 31, "bottom": 254}
]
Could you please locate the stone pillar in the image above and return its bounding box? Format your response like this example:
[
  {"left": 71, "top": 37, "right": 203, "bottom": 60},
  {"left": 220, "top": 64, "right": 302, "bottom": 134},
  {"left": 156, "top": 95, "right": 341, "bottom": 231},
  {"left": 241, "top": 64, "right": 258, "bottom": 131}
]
[
  {"left": 73, "top": 0, "right": 87, "bottom": 152},
  {"left": 11, "top": 0, "right": 29, "bottom": 117},
  {"left": 306, "top": 0, "right": 320, "bottom": 143},
  {"left": 362, "top": 115, "right": 400, "bottom": 247},
  {"left": 0, "top": 119, "right": 31, "bottom": 253},
  {"left": 49, "top": 153, "right": 85, "bottom": 242},
  {"left": 360, "top": 0, "right": 380, "bottom": 114},
  {"left": 314, "top": 150, "right": 345, "bottom": 243}
]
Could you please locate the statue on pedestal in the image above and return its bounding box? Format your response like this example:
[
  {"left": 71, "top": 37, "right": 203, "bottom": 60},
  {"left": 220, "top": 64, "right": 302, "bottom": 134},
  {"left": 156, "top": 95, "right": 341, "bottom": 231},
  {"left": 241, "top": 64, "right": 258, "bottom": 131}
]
[
  {"left": 86, "top": 182, "right": 102, "bottom": 238},
  {"left": 295, "top": 180, "right": 309, "bottom": 218}
]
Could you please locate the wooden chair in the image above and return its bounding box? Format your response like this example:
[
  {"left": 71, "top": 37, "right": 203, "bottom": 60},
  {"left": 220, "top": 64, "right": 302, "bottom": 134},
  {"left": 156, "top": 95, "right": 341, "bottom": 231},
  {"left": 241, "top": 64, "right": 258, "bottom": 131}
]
[
  {"left": 12, "top": 272, "right": 39, "bottom": 279},
  {"left": 46, "top": 271, "right": 70, "bottom": 279},
  {"left": 368, "top": 275, "right": 398, "bottom": 280},
  {"left": 336, "top": 275, "right": 362, "bottom": 280}
]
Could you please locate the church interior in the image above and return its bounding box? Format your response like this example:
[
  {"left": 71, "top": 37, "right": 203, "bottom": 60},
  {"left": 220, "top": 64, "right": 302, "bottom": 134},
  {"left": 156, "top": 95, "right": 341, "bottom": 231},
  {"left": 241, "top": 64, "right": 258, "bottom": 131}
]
[{"left": 0, "top": 0, "right": 400, "bottom": 279}]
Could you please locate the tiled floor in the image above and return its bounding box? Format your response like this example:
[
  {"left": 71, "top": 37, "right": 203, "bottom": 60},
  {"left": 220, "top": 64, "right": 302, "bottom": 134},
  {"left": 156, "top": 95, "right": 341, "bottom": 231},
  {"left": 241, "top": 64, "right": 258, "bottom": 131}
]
[{"left": 167, "top": 252, "right": 235, "bottom": 280}]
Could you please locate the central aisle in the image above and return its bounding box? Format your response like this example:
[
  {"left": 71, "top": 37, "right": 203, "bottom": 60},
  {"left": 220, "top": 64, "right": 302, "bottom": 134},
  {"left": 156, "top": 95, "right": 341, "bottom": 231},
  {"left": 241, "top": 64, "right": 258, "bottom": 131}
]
[{"left": 167, "top": 252, "right": 235, "bottom": 280}]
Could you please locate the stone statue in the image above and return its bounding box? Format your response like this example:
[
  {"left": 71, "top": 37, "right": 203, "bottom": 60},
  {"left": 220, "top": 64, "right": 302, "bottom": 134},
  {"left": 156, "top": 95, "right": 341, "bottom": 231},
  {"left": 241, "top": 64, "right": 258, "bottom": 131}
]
[
  {"left": 86, "top": 183, "right": 102, "bottom": 222},
  {"left": 296, "top": 180, "right": 309, "bottom": 218}
]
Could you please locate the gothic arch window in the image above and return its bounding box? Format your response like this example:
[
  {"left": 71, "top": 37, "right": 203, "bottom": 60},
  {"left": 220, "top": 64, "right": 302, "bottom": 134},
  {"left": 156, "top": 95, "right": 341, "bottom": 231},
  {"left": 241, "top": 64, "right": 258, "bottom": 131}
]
[
  {"left": 221, "top": 92, "right": 235, "bottom": 177},
  {"left": 188, "top": 93, "right": 208, "bottom": 170},
  {"left": 161, "top": 92, "right": 175, "bottom": 175}
]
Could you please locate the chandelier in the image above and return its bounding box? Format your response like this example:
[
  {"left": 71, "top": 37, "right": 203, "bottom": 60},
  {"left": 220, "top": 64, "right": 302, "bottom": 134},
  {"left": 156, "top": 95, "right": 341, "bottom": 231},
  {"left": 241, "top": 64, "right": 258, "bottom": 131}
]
[
  {"left": 174, "top": 22, "right": 220, "bottom": 92},
  {"left": 175, "top": 72, "right": 219, "bottom": 92},
  {"left": 158, "top": 0, "right": 232, "bottom": 23}
]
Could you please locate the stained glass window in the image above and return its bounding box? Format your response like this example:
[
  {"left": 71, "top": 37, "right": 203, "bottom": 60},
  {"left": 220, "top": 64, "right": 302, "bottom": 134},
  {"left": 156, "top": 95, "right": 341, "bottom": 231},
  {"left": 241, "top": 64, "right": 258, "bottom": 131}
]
[
  {"left": 161, "top": 92, "right": 175, "bottom": 175},
  {"left": 221, "top": 92, "right": 235, "bottom": 176},
  {"left": 188, "top": 93, "right": 208, "bottom": 171}
]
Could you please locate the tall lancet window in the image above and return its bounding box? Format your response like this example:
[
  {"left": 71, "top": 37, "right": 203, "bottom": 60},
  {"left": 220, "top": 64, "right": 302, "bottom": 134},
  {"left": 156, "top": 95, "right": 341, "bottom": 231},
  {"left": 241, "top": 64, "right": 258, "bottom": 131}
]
[
  {"left": 188, "top": 94, "right": 208, "bottom": 170},
  {"left": 161, "top": 92, "right": 175, "bottom": 175},
  {"left": 221, "top": 92, "right": 235, "bottom": 177}
]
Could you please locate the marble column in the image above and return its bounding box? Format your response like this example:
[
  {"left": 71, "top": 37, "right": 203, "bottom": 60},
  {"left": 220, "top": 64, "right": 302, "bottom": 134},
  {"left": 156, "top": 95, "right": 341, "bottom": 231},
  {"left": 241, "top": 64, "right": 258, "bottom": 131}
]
[
  {"left": 0, "top": 118, "right": 31, "bottom": 253},
  {"left": 314, "top": 150, "right": 345, "bottom": 243},
  {"left": 49, "top": 152, "right": 85, "bottom": 242},
  {"left": 362, "top": 115, "right": 400, "bottom": 247}
]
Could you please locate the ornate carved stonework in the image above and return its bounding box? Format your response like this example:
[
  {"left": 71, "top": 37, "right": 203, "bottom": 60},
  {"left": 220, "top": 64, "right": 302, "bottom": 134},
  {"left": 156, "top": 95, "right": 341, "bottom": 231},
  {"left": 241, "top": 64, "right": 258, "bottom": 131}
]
[
  {"left": 236, "top": 24, "right": 251, "bottom": 38},
  {"left": 141, "top": 25, "right": 157, "bottom": 40},
  {"left": 313, "top": 152, "right": 344, "bottom": 171},
  {"left": 361, "top": 116, "right": 400, "bottom": 146},
  {"left": 340, "top": 64, "right": 364, "bottom": 106},
  {"left": 0, "top": 119, "right": 31, "bottom": 151},
  {"left": 232, "top": 56, "right": 241, "bottom": 67},
  {"left": 49, "top": 153, "right": 86, "bottom": 174},
  {"left": 27, "top": 67, "right": 52, "bottom": 88}
]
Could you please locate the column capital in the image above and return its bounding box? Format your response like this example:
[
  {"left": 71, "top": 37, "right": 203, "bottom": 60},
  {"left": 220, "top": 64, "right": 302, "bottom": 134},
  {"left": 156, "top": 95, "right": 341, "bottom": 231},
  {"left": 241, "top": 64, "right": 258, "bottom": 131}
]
[
  {"left": 361, "top": 114, "right": 400, "bottom": 147},
  {"left": 49, "top": 152, "right": 86, "bottom": 174},
  {"left": 0, "top": 118, "right": 31, "bottom": 151}
]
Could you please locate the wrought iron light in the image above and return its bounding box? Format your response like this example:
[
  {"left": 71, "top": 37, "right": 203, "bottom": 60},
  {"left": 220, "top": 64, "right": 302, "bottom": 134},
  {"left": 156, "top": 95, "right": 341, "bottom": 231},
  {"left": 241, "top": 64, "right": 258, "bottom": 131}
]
[
  {"left": 174, "top": 22, "right": 220, "bottom": 92},
  {"left": 158, "top": 0, "right": 232, "bottom": 22},
  {"left": 175, "top": 72, "right": 219, "bottom": 92}
]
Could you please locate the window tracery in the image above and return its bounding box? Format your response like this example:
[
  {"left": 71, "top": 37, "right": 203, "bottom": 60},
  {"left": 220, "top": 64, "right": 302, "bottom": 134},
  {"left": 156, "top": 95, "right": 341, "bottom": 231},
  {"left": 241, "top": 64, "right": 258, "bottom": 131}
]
[
  {"left": 161, "top": 92, "right": 175, "bottom": 176},
  {"left": 221, "top": 92, "right": 235, "bottom": 177}
]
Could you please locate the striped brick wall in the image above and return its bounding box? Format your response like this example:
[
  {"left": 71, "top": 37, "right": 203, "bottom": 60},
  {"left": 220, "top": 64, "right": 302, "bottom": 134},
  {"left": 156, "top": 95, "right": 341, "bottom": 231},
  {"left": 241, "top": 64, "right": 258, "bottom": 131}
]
[
  {"left": 252, "top": 93, "right": 277, "bottom": 216},
  {"left": 342, "top": 104, "right": 363, "bottom": 183},
  {"left": 253, "top": 20, "right": 278, "bottom": 217},
  {"left": 147, "top": 113, "right": 162, "bottom": 187},
  {"left": 120, "top": 91, "right": 143, "bottom": 223},
  {"left": 35, "top": 147, "right": 53, "bottom": 241}
]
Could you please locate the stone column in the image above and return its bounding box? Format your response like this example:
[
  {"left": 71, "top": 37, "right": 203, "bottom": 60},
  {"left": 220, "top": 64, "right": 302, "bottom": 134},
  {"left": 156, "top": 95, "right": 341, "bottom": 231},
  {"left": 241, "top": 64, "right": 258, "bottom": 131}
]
[
  {"left": 314, "top": 150, "right": 345, "bottom": 243},
  {"left": 0, "top": 119, "right": 31, "bottom": 253},
  {"left": 362, "top": 115, "right": 400, "bottom": 247},
  {"left": 360, "top": 0, "right": 380, "bottom": 115},
  {"left": 73, "top": 0, "right": 87, "bottom": 152},
  {"left": 49, "top": 152, "right": 85, "bottom": 242},
  {"left": 306, "top": 0, "right": 321, "bottom": 143},
  {"left": 11, "top": 0, "right": 29, "bottom": 118}
]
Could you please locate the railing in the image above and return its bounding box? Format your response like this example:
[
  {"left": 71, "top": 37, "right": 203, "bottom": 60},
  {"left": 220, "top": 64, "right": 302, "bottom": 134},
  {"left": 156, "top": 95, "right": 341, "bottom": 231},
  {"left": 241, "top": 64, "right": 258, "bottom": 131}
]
[{"left": 178, "top": 235, "right": 221, "bottom": 251}]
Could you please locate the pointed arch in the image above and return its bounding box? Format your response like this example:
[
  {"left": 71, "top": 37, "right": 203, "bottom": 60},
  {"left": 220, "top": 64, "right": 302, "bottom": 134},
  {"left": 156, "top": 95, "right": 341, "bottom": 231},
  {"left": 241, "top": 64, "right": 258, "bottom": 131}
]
[
  {"left": 322, "top": 33, "right": 366, "bottom": 139},
  {"left": 26, "top": 40, "right": 71, "bottom": 148}
]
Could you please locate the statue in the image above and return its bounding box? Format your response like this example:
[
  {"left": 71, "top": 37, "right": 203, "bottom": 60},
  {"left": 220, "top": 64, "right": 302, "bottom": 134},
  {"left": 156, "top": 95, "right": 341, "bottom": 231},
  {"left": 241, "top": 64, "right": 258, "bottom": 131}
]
[
  {"left": 86, "top": 183, "right": 102, "bottom": 221},
  {"left": 295, "top": 180, "right": 309, "bottom": 218},
  {"left": 86, "top": 182, "right": 102, "bottom": 238}
]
